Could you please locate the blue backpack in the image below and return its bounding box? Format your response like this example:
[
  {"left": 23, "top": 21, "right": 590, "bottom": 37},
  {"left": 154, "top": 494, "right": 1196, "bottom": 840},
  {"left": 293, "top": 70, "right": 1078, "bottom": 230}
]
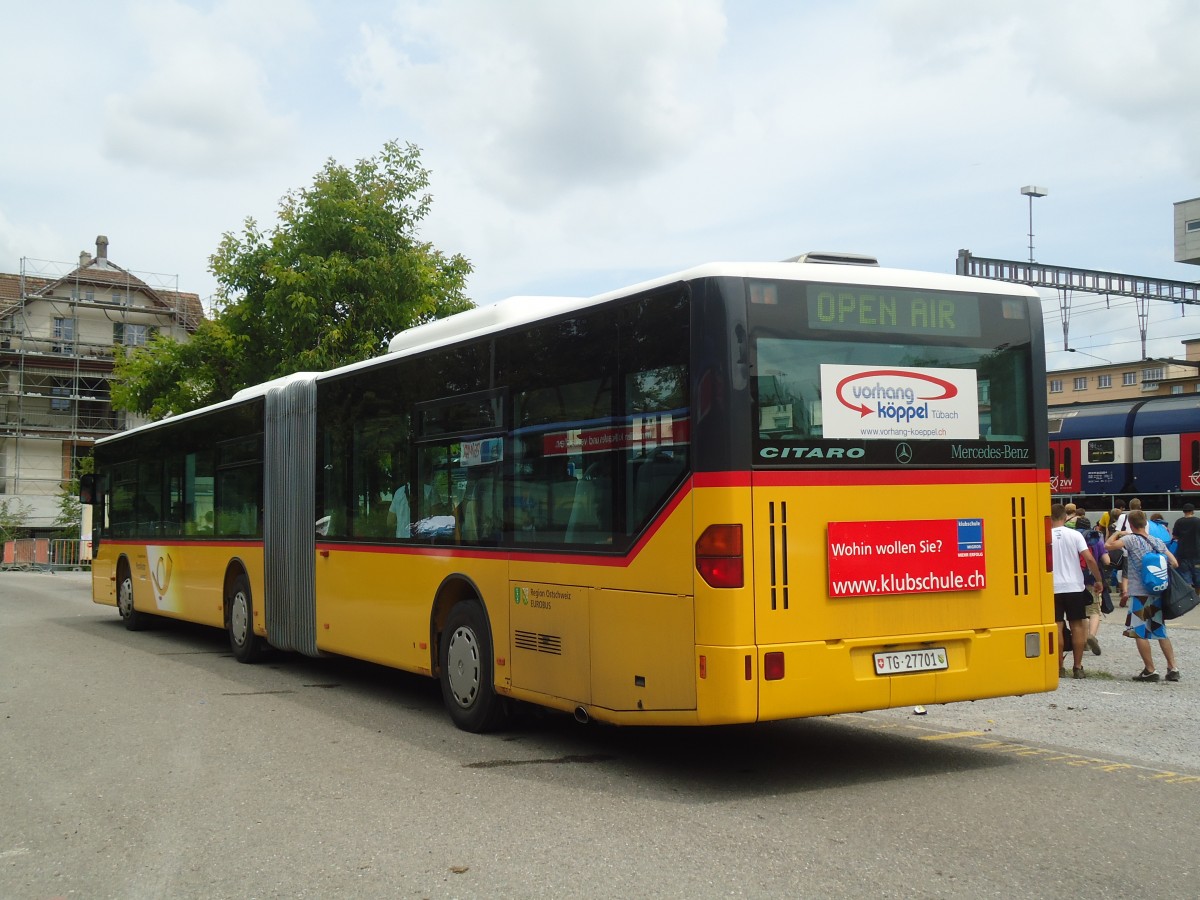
[
  {"left": 1148, "top": 518, "right": 1173, "bottom": 551},
  {"left": 1134, "top": 535, "right": 1170, "bottom": 595}
]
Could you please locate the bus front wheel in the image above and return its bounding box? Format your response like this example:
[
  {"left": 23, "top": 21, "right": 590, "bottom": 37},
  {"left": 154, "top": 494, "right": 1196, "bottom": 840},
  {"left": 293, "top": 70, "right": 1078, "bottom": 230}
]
[
  {"left": 116, "top": 565, "right": 150, "bottom": 631},
  {"left": 228, "top": 574, "right": 267, "bottom": 663},
  {"left": 439, "top": 599, "right": 508, "bottom": 733}
]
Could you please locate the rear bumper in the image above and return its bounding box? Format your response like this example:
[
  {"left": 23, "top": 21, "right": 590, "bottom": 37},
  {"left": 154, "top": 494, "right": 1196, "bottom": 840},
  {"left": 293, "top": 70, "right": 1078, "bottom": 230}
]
[
  {"left": 753, "top": 625, "right": 1058, "bottom": 720},
  {"left": 690, "top": 625, "right": 1056, "bottom": 724}
]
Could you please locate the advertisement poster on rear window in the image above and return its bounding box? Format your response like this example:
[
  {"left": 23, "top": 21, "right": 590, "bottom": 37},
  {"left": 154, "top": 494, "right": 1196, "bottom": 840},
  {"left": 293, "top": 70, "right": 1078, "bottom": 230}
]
[{"left": 820, "top": 364, "right": 979, "bottom": 441}]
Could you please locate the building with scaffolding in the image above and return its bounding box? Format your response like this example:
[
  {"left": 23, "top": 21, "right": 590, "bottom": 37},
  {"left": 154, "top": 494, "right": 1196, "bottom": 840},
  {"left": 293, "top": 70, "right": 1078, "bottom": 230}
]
[{"left": 0, "top": 236, "right": 202, "bottom": 535}]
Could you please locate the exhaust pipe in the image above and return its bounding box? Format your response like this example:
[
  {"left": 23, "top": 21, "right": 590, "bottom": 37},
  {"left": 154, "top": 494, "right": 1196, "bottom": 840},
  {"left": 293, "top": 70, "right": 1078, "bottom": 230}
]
[{"left": 574, "top": 706, "right": 590, "bottom": 724}]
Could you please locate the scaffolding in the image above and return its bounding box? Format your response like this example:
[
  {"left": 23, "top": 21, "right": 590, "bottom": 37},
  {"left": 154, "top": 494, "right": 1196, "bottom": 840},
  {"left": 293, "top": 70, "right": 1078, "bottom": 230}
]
[{"left": 0, "top": 240, "right": 202, "bottom": 533}]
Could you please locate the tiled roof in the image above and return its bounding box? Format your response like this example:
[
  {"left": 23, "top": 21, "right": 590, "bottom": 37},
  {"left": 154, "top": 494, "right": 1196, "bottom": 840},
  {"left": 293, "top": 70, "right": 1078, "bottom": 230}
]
[
  {"left": 0, "top": 266, "right": 204, "bottom": 331},
  {"left": 0, "top": 272, "right": 50, "bottom": 302},
  {"left": 161, "top": 290, "right": 205, "bottom": 331}
]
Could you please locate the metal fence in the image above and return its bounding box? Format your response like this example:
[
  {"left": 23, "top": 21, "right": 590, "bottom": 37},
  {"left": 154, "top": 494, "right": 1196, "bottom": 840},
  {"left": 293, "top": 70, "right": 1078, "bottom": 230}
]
[{"left": 1, "top": 539, "right": 91, "bottom": 571}]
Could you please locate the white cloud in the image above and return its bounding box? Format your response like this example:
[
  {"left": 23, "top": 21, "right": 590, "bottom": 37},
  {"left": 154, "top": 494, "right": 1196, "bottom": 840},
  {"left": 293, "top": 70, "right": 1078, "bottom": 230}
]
[
  {"left": 349, "top": 0, "right": 726, "bottom": 205},
  {"left": 101, "top": 0, "right": 315, "bottom": 176}
]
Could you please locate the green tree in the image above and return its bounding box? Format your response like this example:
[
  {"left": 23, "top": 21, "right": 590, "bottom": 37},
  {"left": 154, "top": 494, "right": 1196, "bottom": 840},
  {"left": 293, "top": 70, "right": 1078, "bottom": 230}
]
[
  {"left": 52, "top": 456, "right": 93, "bottom": 540},
  {"left": 113, "top": 141, "right": 473, "bottom": 417},
  {"left": 0, "top": 497, "right": 32, "bottom": 544}
]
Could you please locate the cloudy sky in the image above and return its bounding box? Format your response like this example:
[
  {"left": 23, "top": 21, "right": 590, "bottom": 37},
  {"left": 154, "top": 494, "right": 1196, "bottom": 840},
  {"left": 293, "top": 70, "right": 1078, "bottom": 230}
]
[{"left": 2, "top": 0, "right": 1198, "bottom": 372}]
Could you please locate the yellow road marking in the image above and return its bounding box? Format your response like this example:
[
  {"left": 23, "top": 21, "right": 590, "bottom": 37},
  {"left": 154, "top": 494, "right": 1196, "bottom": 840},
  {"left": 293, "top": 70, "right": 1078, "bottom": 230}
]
[
  {"left": 918, "top": 730, "right": 986, "bottom": 741},
  {"left": 845, "top": 713, "right": 1198, "bottom": 785}
]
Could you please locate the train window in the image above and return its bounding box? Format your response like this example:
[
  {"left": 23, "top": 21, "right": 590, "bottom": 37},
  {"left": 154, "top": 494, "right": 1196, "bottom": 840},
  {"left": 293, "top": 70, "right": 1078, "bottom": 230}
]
[
  {"left": 1088, "top": 440, "right": 1115, "bottom": 463},
  {"left": 1142, "top": 437, "right": 1162, "bottom": 462},
  {"left": 1063, "top": 447, "right": 1073, "bottom": 480}
]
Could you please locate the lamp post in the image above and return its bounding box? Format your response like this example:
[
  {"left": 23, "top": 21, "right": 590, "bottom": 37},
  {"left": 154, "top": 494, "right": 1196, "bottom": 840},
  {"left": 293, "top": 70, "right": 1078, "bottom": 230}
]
[{"left": 1020, "top": 185, "right": 1048, "bottom": 263}]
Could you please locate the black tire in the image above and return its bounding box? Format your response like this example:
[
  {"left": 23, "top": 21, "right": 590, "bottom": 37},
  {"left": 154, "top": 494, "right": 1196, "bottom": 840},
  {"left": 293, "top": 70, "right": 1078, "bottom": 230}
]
[
  {"left": 116, "top": 564, "right": 150, "bottom": 631},
  {"left": 227, "top": 574, "right": 267, "bottom": 663},
  {"left": 439, "top": 599, "right": 508, "bottom": 733}
]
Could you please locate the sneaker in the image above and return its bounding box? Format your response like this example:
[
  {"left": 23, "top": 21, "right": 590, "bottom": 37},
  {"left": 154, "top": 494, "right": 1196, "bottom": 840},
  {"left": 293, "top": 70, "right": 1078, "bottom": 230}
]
[
  {"left": 1072, "top": 667, "right": 1086, "bottom": 679},
  {"left": 1087, "top": 636, "right": 1101, "bottom": 656},
  {"left": 1132, "top": 669, "right": 1160, "bottom": 682},
  {"left": 1166, "top": 669, "right": 1181, "bottom": 683},
  {"left": 1060, "top": 666, "right": 1068, "bottom": 678}
]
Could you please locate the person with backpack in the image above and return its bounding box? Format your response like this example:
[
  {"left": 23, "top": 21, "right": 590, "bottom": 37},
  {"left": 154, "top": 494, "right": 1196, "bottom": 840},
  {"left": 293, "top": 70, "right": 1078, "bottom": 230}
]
[
  {"left": 1172, "top": 503, "right": 1200, "bottom": 587},
  {"left": 1149, "top": 513, "right": 1175, "bottom": 554},
  {"left": 1104, "top": 507, "right": 1129, "bottom": 607},
  {"left": 1105, "top": 509, "right": 1181, "bottom": 683},
  {"left": 1051, "top": 504, "right": 1104, "bottom": 679},
  {"left": 1077, "top": 518, "right": 1110, "bottom": 656}
]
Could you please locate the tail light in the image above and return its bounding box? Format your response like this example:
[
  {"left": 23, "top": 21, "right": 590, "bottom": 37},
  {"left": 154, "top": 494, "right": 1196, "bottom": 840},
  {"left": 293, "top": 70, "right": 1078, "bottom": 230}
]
[{"left": 696, "top": 524, "right": 744, "bottom": 588}]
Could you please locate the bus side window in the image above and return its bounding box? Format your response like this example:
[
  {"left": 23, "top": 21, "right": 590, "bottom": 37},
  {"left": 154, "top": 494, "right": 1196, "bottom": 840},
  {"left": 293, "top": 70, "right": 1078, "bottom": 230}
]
[
  {"left": 565, "top": 457, "right": 614, "bottom": 544},
  {"left": 215, "top": 435, "right": 263, "bottom": 538},
  {"left": 351, "top": 414, "right": 410, "bottom": 540},
  {"left": 184, "top": 451, "right": 214, "bottom": 535},
  {"left": 110, "top": 462, "right": 136, "bottom": 539},
  {"left": 623, "top": 366, "right": 689, "bottom": 535},
  {"left": 137, "top": 457, "right": 164, "bottom": 537}
]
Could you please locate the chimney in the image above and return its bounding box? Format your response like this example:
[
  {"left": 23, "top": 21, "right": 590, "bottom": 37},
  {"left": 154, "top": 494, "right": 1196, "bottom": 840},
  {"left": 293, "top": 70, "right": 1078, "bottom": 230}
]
[
  {"left": 96, "top": 235, "right": 109, "bottom": 264},
  {"left": 79, "top": 251, "right": 93, "bottom": 267}
]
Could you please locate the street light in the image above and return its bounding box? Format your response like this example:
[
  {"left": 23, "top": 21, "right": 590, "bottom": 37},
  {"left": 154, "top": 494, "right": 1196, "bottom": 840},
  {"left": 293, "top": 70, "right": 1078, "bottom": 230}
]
[{"left": 1020, "top": 185, "right": 1048, "bottom": 263}]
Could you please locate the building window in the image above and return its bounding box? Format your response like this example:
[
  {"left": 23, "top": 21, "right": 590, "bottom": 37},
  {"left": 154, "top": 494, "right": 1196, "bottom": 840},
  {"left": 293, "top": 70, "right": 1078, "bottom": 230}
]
[
  {"left": 1172, "top": 385, "right": 1184, "bottom": 395},
  {"left": 1097, "top": 374, "right": 1112, "bottom": 388},
  {"left": 113, "top": 323, "right": 152, "bottom": 346},
  {"left": 1123, "top": 372, "right": 1137, "bottom": 386},
  {"left": 1049, "top": 379, "right": 1063, "bottom": 393},
  {"left": 53, "top": 317, "right": 75, "bottom": 353},
  {"left": 1143, "top": 367, "right": 1164, "bottom": 381},
  {"left": 111, "top": 291, "right": 125, "bottom": 305},
  {"left": 1188, "top": 219, "right": 1200, "bottom": 233},
  {"left": 51, "top": 385, "right": 72, "bottom": 411},
  {"left": 1073, "top": 377, "right": 1087, "bottom": 391}
]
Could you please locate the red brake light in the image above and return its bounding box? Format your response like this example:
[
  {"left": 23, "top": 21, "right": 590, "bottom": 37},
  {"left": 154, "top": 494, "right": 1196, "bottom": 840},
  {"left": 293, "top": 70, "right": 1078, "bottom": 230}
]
[
  {"left": 764, "top": 651, "right": 785, "bottom": 681},
  {"left": 696, "top": 524, "right": 744, "bottom": 588}
]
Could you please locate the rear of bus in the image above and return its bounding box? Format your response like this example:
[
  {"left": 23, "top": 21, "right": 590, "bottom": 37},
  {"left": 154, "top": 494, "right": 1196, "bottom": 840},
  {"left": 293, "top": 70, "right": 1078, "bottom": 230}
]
[{"left": 694, "top": 264, "right": 1056, "bottom": 722}]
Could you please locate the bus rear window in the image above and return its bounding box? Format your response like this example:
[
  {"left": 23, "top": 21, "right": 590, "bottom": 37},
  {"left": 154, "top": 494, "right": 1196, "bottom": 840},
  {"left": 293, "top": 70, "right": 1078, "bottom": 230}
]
[{"left": 749, "top": 280, "right": 1037, "bottom": 468}]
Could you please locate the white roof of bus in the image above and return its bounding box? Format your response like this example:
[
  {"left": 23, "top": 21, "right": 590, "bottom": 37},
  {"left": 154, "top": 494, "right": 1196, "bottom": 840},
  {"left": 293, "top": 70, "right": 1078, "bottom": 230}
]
[
  {"left": 97, "top": 258, "right": 1038, "bottom": 445},
  {"left": 346, "top": 258, "right": 1035, "bottom": 376}
]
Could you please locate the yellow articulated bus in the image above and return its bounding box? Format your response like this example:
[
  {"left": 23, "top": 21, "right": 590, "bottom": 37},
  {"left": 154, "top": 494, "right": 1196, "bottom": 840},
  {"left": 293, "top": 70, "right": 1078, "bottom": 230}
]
[{"left": 82, "top": 254, "right": 1056, "bottom": 732}]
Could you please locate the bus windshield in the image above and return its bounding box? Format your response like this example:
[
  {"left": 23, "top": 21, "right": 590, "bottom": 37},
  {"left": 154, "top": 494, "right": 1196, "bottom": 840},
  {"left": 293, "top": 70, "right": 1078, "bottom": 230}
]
[{"left": 749, "top": 279, "right": 1037, "bottom": 467}]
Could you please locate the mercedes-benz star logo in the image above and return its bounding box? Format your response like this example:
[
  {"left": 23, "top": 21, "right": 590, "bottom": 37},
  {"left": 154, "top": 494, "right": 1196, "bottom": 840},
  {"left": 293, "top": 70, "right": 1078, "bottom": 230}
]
[{"left": 895, "top": 442, "right": 913, "bottom": 464}]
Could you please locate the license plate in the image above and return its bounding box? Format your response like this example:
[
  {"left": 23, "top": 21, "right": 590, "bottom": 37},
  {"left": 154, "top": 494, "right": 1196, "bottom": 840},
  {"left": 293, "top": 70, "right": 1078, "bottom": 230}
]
[{"left": 874, "top": 647, "right": 948, "bottom": 676}]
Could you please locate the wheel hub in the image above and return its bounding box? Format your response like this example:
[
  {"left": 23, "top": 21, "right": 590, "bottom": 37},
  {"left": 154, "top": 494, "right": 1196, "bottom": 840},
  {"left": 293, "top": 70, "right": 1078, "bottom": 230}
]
[{"left": 445, "top": 626, "right": 480, "bottom": 708}]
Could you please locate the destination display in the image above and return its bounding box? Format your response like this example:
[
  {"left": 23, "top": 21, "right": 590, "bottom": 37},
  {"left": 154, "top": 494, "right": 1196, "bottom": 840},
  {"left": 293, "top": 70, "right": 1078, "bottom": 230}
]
[{"left": 807, "top": 285, "right": 982, "bottom": 337}]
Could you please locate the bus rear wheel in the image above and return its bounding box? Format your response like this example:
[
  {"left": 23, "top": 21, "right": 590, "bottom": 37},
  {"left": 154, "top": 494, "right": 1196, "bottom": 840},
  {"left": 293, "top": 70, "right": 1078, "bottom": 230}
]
[
  {"left": 116, "top": 566, "right": 150, "bottom": 631},
  {"left": 228, "top": 574, "right": 267, "bottom": 663},
  {"left": 439, "top": 599, "right": 508, "bottom": 733}
]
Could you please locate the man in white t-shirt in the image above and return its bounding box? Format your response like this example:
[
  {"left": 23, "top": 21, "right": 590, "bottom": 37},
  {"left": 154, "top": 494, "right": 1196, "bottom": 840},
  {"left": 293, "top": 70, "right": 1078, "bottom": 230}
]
[{"left": 1052, "top": 502, "right": 1104, "bottom": 679}]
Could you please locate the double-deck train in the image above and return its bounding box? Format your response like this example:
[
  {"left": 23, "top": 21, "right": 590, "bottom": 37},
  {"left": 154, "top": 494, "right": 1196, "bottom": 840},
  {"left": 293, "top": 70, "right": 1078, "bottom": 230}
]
[{"left": 1049, "top": 395, "right": 1200, "bottom": 506}]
